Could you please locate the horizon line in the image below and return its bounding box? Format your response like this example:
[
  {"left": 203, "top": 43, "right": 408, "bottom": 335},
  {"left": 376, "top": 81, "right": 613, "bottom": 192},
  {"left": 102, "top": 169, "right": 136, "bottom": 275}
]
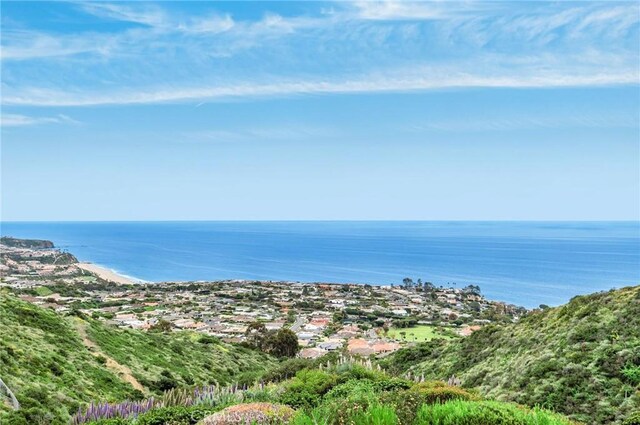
[{"left": 2, "top": 219, "right": 639, "bottom": 224}]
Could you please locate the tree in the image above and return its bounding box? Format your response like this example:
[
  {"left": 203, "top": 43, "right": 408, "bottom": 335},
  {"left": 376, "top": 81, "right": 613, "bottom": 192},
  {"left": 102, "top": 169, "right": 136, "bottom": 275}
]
[
  {"left": 463, "top": 285, "right": 481, "bottom": 296},
  {"left": 150, "top": 319, "right": 172, "bottom": 333},
  {"left": 264, "top": 328, "right": 299, "bottom": 358},
  {"left": 154, "top": 370, "right": 178, "bottom": 391},
  {"left": 382, "top": 323, "right": 390, "bottom": 336},
  {"left": 245, "top": 321, "right": 268, "bottom": 349}
]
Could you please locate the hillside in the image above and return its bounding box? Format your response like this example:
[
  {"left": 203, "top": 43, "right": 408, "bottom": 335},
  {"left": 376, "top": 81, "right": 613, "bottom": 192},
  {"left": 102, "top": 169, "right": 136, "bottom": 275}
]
[
  {"left": 382, "top": 285, "right": 640, "bottom": 424},
  {"left": 69, "top": 356, "right": 579, "bottom": 425},
  {"left": 0, "top": 236, "right": 54, "bottom": 249},
  {"left": 0, "top": 293, "right": 275, "bottom": 425}
]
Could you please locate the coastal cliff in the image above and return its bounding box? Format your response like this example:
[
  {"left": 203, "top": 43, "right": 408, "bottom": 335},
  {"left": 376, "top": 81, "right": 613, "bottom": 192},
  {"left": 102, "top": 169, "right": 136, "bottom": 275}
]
[{"left": 1, "top": 237, "right": 54, "bottom": 249}]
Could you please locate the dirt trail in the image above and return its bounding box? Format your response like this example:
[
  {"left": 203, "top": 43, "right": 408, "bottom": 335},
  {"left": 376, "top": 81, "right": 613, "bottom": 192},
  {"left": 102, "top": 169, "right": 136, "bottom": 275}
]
[
  {"left": 75, "top": 322, "right": 146, "bottom": 393},
  {"left": 0, "top": 376, "right": 20, "bottom": 410}
]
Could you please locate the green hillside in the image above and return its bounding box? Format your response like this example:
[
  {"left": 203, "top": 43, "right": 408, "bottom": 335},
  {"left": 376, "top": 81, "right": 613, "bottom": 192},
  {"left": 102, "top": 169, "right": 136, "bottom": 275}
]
[
  {"left": 0, "top": 293, "right": 275, "bottom": 425},
  {"left": 383, "top": 286, "right": 640, "bottom": 424},
  {"left": 67, "top": 357, "right": 580, "bottom": 425},
  {"left": 2, "top": 287, "right": 639, "bottom": 424}
]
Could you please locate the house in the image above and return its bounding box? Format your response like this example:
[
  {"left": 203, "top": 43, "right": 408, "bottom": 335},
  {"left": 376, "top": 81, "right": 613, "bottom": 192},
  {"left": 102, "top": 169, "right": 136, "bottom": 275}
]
[
  {"left": 347, "top": 338, "right": 369, "bottom": 349},
  {"left": 458, "top": 325, "right": 482, "bottom": 336},
  {"left": 296, "top": 332, "right": 317, "bottom": 341},
  {"left": 318, "top": 341, "right": 342, "bottom": 351},
  {"left": 348, "top": 346, "right": 375, "bottom": 356},
  {"left": 265, "top": 322, "right": 284, "bottom": 331},
  {"left": 299, "top": 347, "right": 327, "bottom": 359},
  {"left": 371, "top": 342, "right": 401, "bottom": 354}
]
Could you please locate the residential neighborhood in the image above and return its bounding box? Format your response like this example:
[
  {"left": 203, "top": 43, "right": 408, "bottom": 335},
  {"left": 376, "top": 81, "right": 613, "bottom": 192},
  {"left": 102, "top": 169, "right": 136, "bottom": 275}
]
[{"left": 1, "top": 238, "right": 527, "bottom": 358}]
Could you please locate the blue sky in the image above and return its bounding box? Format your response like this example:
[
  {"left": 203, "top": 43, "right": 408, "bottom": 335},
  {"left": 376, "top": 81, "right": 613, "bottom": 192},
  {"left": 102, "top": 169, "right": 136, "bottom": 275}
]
[{"left": 1, "top": 1, "right": 639, "bottom": 221}]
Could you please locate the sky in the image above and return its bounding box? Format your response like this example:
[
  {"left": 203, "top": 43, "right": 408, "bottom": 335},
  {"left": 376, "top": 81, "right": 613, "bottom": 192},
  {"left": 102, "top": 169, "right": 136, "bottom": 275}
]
[{"left": 1, "top": 1, "right": 639, "bottom": 221}]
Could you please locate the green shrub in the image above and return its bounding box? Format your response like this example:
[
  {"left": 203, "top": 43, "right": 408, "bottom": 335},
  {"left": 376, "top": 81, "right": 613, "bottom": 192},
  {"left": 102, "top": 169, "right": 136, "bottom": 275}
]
[
  {"left": 136, "top": 405, "right": 217, "bottom": 425},
  {"left": 623, "top": 411, "right": 640, "bottom": 425},
  {"left": 235, "top": 370, "right": 263, "bottom": 387},
  {"left": 279, "top": 370, "right": 338, "bottom": 409},
  {"left": 622, "top": 365, "right": 640, "bottom": 386},
  {"left": 372, "top": 378, "right": 412, "bottom": 393},
  {"left": 294, "top": 396, "right": 390, "bottom": 425},
  {"left": 411, "top": 382, "right": 478, "bottom": 403},
  {"left": 381, "top": 382, "right": 477, "bottom": 423},
  {"left": 324, "top": 379, "right": 377, "bottom": 400},
  {"left": 262, "top": 358, "right": 313, "bottom": 383},
  {"left": 311, "top": 379, "right": 382, "bottom": 425},
  {"left": 335, "top": 365, "right": 388, "bottom": 383},
  {"left": 349, "top": 404, "right": 398, "bottom": 425},
  {"left": 416, "top": 400, "right": 577, "bottom": 425}
]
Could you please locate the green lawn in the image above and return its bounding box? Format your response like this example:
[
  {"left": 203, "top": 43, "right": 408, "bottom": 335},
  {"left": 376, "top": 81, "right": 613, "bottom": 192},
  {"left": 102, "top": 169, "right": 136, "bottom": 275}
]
[
  {"left": 387, "top": 325, "right": 452, "bottom": 342},
  {"left": 34, "top": 286, "right": 54, "bottom": 296}
]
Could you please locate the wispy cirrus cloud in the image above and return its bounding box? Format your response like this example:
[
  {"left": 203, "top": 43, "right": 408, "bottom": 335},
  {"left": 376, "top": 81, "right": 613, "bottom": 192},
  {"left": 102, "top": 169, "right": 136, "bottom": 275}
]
[
  {"left": 410, "top": 113, "right": 639, "bottom": 133},
  {"left": 1, "top": 1, "right": 638, "bottom": 108},
  {"left": 0, "top": 29, "right": 118, "bottom": 60},
  {"left": 3, "top": 65, "right": 637, "bottom": 107},
  {"left": 182, "top": 125, "right": 336, "bottom": 144},
  {"left": 0, "top": 113, "right": 80, "bottom": 127},
  {"left": 349, "top": 0, "right": 483, "bottom": 21},
  {"left": 79, "top": 2, "right": 168, "bottom": 28}
]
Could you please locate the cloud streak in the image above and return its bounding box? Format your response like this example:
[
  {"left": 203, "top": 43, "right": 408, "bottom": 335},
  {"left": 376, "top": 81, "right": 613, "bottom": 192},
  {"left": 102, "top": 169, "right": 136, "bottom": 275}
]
[
  {"left": 0, "top": 113, "right": 80, "bottom": 127},
  {"left": 3, "top": 68, "right": 637, "bottom": 107}
]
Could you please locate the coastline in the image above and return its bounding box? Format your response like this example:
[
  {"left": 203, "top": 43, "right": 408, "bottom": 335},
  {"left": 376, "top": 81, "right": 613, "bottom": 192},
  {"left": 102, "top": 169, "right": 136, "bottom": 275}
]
[{"left": 76, "top": 263, "right": 144, "bottom": 285}]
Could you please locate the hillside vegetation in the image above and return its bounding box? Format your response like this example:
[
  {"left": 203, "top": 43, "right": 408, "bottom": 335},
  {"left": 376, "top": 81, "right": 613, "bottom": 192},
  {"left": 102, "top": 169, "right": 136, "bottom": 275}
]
[
  {"left": 2, "top": 286, "right": 639, "bottom": 424},
  {"left": 0, "top": 237, "right": 54, "bottom": 249},
  {"left": 69, "top": 358, "right": 579, "bottom": 425},
  {"left": 383, "top": 285, "right": 640, "bottom": 424},
  {"left": 0, "top": 293, "right": 275, "bottom": 425}
]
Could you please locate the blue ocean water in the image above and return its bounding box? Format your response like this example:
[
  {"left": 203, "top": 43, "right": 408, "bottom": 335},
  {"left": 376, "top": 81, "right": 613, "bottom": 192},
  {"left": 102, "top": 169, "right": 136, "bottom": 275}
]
[{"left": 1, "top": 221, "right": 638, "bottom": 307}]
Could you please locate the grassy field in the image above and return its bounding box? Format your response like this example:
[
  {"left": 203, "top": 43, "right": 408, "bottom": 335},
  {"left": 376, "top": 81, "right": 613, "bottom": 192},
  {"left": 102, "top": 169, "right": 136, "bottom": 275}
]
[{"left": 387, "top": 325, "right": 453, "bottom": 342}]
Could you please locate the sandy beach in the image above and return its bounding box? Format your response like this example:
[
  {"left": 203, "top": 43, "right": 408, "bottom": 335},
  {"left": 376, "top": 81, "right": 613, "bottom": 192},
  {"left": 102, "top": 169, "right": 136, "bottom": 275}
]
[{"left": 77, "top": 263, "right": 141, "bottom": 285}]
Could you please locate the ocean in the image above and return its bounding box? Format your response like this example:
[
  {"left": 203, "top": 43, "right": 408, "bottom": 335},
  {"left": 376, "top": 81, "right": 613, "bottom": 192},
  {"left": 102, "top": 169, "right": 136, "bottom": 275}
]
[{"left": 1, "top": 221, "right": 638, "bottom": 307}]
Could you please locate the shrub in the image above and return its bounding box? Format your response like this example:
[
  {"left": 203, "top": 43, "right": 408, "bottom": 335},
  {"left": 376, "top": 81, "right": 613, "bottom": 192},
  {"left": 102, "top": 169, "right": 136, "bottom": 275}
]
[
  {"left": 349, "top": 404, "right": 398, "bottom": 425},
  {"left": 235, "top": 370, "right": 263, "bottom": 387},
  {"left": 279, "top": 370, "right": 337, "bottom": 409},
  {"left": 136, "top": 405, "right": 217, "bottom": 425},
  {"left": 622, "top": 365, "right": 640, "bottom": 386},
  {"left": 624, "top": 411, "right": 640, "bottom": 425},
  {"left": 324, "top": 379, "right": 377, "bottom": 400},
  {"left": 292, "top": 377, "right": 385, "bottom": 425},
  {"left": 293, "top": 402, "right": 397, "bottom": 425},
  {"left": 415, "top": 400, "right": 577, "bottom": 425},
  {"left": 151, "top": 370, "right": 179, "bottom": 392},
  {"left": 381, "top": 382, "right": 477, "bottom": 423},
  {"left": 262, "top": 358, "right": 313, "bottom": 383},
  {"left": 411, "top": 382, "right": 477, "bottom": 404},
  {"left": 372, "top": 378, "right": 412, "bottom": 392},
  {"left": 335, "top": 365, "right": 388, "bottom": 383}
]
